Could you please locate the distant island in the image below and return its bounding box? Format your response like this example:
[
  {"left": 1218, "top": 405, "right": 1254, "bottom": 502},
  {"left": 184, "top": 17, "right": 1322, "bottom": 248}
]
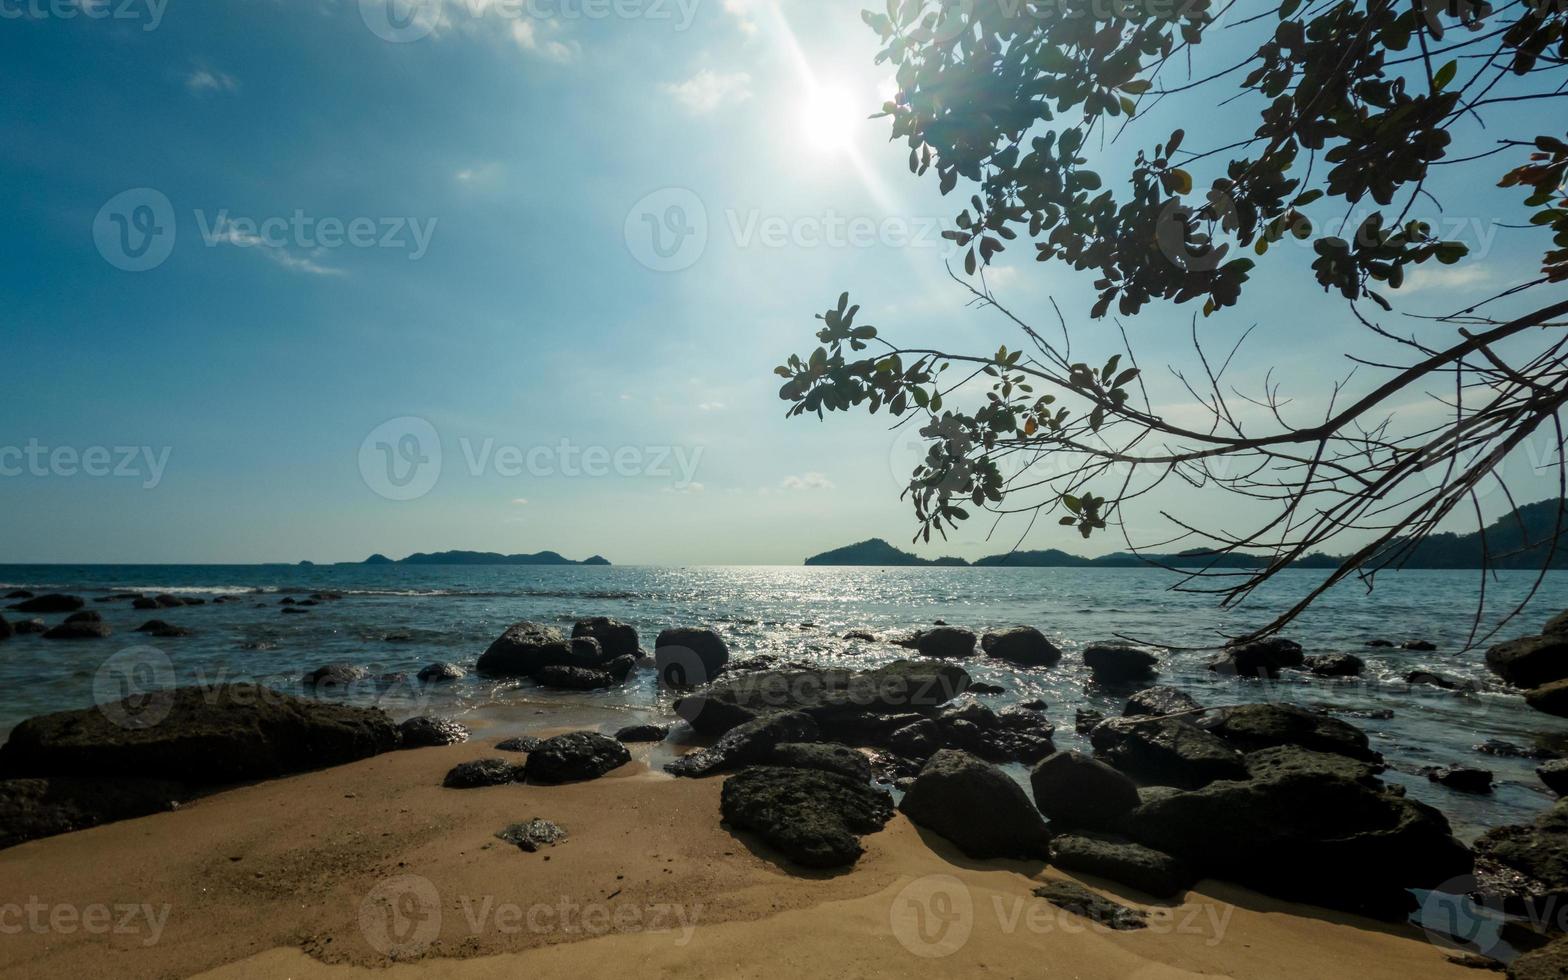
[
  {"left": 360, "top": 551, "right": 610, "bottom": 566},
  {"left": 805, "top": 499, "right": 1568, "bottom": 570}
]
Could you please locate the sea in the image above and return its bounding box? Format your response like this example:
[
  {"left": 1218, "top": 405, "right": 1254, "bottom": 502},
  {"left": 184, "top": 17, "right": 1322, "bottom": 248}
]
[{"left": 2, "top": 562, "right": 1566, "bottom": 841}]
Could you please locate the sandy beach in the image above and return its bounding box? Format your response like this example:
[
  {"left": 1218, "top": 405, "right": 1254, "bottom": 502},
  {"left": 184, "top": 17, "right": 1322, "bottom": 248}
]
[{"left": 0, "top": 728, "right": 1477, "bottom": 980}]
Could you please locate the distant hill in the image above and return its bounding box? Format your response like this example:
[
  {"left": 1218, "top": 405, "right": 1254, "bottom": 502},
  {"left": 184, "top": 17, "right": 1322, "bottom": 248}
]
[
  {"left": 360, "top": 551, "right": 610, "bottom": 566},
  {"left": 807, "top": 499, "right": 1566, "bottom": 569}
]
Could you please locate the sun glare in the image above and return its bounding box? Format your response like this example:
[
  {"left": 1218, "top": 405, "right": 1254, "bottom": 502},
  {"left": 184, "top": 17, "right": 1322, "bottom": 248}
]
[{"left": 798, "top": 83, "right": 859, "bottom": 154}]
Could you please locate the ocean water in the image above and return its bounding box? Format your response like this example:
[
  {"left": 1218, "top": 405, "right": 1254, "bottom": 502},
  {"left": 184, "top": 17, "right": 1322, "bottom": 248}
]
[{"left": 2, "top": 562, "right": 1566, "bottom": 840}]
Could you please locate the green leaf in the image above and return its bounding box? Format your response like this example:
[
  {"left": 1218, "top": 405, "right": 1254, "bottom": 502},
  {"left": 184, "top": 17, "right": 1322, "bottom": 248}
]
[{"left": 1433, "top": 60, "right": 1457, "bottom": 92}]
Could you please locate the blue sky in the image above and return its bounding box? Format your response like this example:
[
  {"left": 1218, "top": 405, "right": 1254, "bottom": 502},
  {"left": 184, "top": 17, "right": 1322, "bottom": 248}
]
[{"left": 1, "top": 1, "right": 1562, "bottom": 565}]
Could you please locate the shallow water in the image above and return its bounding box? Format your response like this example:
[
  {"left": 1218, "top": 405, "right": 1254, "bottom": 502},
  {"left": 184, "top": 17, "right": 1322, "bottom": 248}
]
[{"left": 2, "top": 562, "right": 1566, "bottom": 839}]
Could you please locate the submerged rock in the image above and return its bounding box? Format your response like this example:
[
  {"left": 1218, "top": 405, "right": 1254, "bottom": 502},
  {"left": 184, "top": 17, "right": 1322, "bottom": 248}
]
[
  {"left": 1032, "top": 880, "right": 1147, "bottom": 930},
  {"left": 496, "top": 818, "right": 567, "bottom": 852},
  {"left": 1029, "top": 751, "right": 1140, "bottom": 831},
  {"left": 1123, "top": 686, "right": 1200, "bottom": 718},
  {"left": 0, "top": 777, "right": 184, "bottom": 850},
  {"left": 1075, "top": 709, "right": 1105, "bottom": 735},
  {"left": 534, "top": 665, "right": 616, "bottom": 690},
  {"left": 11, "top": 619, "right": 45, "bottom": 635},
  {"left": 398, "top": 716, "right": 470, "bottom": 748},
  {"left": 1082, "top": 644, "right": 1158, "bottom": 683},
  {"left": 1207, "top": 637, "right": 1305, "bottom": 678},
  {"left": 443, "top": 758, "right": 523, "bottom": 789},
  {"left": 1089, "top": 716, "right": 1248, "bottom": 789},
  {"left": 769, "top": 742, "right": 872, "bottom": 782},
  {"left": 417, "top": 662, "right": 465, "bottom": 682},
  {"left": 302, "top": 664, "right": 371, "bottom": 692},
  {"left": 981, "top": 626, "right": 1061, "bottom": 667},
  {"left": 1427, "top": 766, "right": 1493, "bottom": 795},
  {"left": 614, "top": 724, "right": 669, "bottom": 743},
  {"left": 42, "top": 619, "right": 111, "bottom": 640},
  {"left": 134, "top": 620, "right": 191, "bottom": 638},
  {"left": 1196, "top": 703, "right": 1377, "bottom": 761},
  {"left": 665, "top": 711, "right": 819, "bottom": 778},
  {"left": 7, "top": 594, "right": 84, "bottom": 614},
  {"left": 1539, "top": 759, "right": 1568, "bottom": 796},
  {"left": 572, "top": 617, "right": 639, "bottom": 659},
  {"left": 1305, "top": 653, "right": 1364, "bottom": 677},
  {"left": 917, "top": 626, "right": 978, "bottom": 659},
  {"left": 719, "top": 765, "right": 893, "bottom": 869},
  {"left": 1049, "top": 834, "right": 1194, "bottom": 899},
  {"left": 525, "top": 732, "right": 630, "bottom": 784},
  {"left": 654, "top": 627, "right": 730, "bottom": 687},
  {"left": 899, "top": 749, "right": 1050, "bottom": 860}
]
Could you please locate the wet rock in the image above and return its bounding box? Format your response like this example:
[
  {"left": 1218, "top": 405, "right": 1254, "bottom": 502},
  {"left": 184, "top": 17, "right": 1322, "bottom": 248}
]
[
  {"left": 1406, "top": 670, "right": 1472, "bottom": 691},
  {"left": 1242, "top": 745, "right": 1379, "bottom": 786},
  {"left": 11, "top": 619, "right": 45, "bottom": 635},
  {"left": 1305, "top": 653, "right": 1365, "bottom": 677},
  {"left": 3, "top": 589, "right": 34, "bottom": 600},
  {"left": 1538, "top": 759, "right": 1568, "bottom": 796},
  {"left": 614, "top": 724, "right": 669, "bottom": 743},
  {"left": 1083, "top": 644, "right": 1158, "bottom": 684},
  {"left": 303, "top": 664, "right": 371, "bottom": 692},
  {"left": 665, "top": 711, "right": 819, "bottom": 778},
  {"left": 1123, "top": 686, "right": 1200, "bottom": 718},
  {"left": 0, "top": 684, "right": 398, "bottom": 784},
  {"left": 1196, "top": 703, "right": 1377, "bottom": 761},
  {"left": 155, "top": 594, "right": 191, "bottom": 608},
  {"left": 525, "top": 731, "right": 631, "bottom": 784},
  {"left": 1487, "top": 634, "right": 1568, "bottom": 689},
  {"left": 1403, "top": 640, "right": 1438, "bottom": 652},
  {"left": 443, "top": 758, "right": 522, "bottom": 789},
  {"left": 1547, "top": 611, "right": 1568, "bottom": 636},
  {"left": 0, "top": 777, "right": 184, "bottom": 850},
  {"left": 1511, "top": 935, "right": 1568, "bottom": 979},
  {"left": 898, "top": 749, "right": 1051, "bottom": 860},
  {"left": 496, "top": 736, "right": 542, "bottom": 753},
  {"left": 981, "top": 626, "right": 1061, "bottom": 667},
  {"left": 571, "top": 617, "right": 639, "bottom": 659},
  {"left": 1474, "top": 800, "right": 1568, "bottom": 920},
  {"left": 281, "top": 607, "right": 310, "bottom": 615},
  {"left": 842, "top": 630, "right": 878, "bottom": 642},
  {"left": 917, "top": 626, "right": 978, "bottom": 659},
  {"left": 1366, "top": 638, "right": 1395, "bottom": 648},
  {"left": 1049, "top": 834, "right": 1194, "bottom": 899},
  {"left": 1029, "top": 751, "right": 1141, "bottom": 831},
  {"left": 1526, "top": 680, "right": 1568, "bottom": 718},
  {"left": 934, "top": 699, "right": 1056, "bottom": 763},
  {"left": 0, "top": 618, "right": 10, "bottom": 641},
  {"left": 534, "top": 665, "right": 615, "bottom": 690},
  {"left": 135, "top": 620, "right": 191, "bottom": 638},
  {"left": 42, "top": 619, "right": 111, "bottom": 640},
  {"left": 398, "top": 716, "right": 470, "bottom": 748},
  {"left": 1075, "top": 709, "right": 1105, "bottom": 735},
  {"left": 1032, "top": 880, "right": 1147, "bottom": 930},
  {"left": 770, "top": 742, "right": 872, "bottom": 782},
  {"left": 1207, "top": 637, "right": 1305, "bottom": 678},
  {"left": 1089, "top": 716, "right": 1248, "bottom": 789},
  {"left": 417, "top": 662, "right": 465, "bottom": 682},
  {"left": 887, "top": 719, "right": 943, "bottom": 759},
  {"left": 719, "top": 765, "right": 893, "bottom": 869},
  {"left": 1477, "top": 739, "right": 1549, "bottom": 759},
  {"left": 7, "top": 594, "right": 84, "bottom": 614},
  {"left": 477, "top": 622, "right": 574, "bottom": 678},
  {"left": 496, "top": 818, "right": 567, "bottom": 852},
  {"left": 604, "top": 654, "right": 636, "bottom": 681},
  {"left": 655, "top": 627, "right": 730, "bottom": 687},
  {"left": 969, "top": 683, "right": 1005, "bottom": 695},
  {"left": 131, "top": 597, "right": 159, "bottom": 610},
  {"left": 1021, "top": 698, "right": 1048, "bottom": 710},
  {"left": 1428, "top": 766, "right": 1494, "bottom": 795}
]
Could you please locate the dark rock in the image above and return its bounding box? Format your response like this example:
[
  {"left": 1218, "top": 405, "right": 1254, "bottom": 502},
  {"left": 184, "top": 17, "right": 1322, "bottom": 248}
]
[
  {"left": 131, "top": 597, "right": 159, "bottom": 610},
  {"left": 1242, "top": 745, "right": 1379, "bottom": 786},
  {"left": 1196, "top": 703, "right": 1377, "bottom": 761},
  {"left": 770, "top": 742, "right": 872, "bottom": 782},
  {"left": 443, "top": 758, "right": 522, "bottom": 789},
  {"left": 665, "top": 711, "right": 819, "bottom": 778},
  {"left": 566, "top": 636, "right": 606, "bottom": 666},
  {"left": 0, "top": 777, "right": 184, "bottom": 850},
  {"left": 997, "top": 706, "right": 1051, "bottom": 732},
  {"left": 604, "top": 654, "right": 636, "bottom": 681},
  {"left": 899, "top": 749, "right": 1050, "bottom": 859},
  {"left": 0, "top": 684, "right": 398, "bottom": 784},
  {"left": 1511, "top": 935, "right": 1568, "bottom": 979},
  {"left": 1021, "top": 699, "right": 1048, "bottom": 710},
  {"left": 534, "top": 665, "right": 615, "bottom": 690},
  {"left": 655, "top": 627, "right": 730, "bottom": 687},
  {"left": 1089, "top": 716, "right": 1248, "bottom": 788},
  {"left": 1477, "top": 739, "right": 1548, "bottom": 759},
  {"left": 1429, "top": 766, "right": 1494, "bottom": 795},
  {"left": 1539, "top": 759, "right": 1568, "bottom": 796},
  {"left": 135, "top": 620, "right": 191, "bottom": 638},
  {"left": 571, "top": 617, "right": 639, "bottom": 658},
  {"left": 1305, "top": 653, "right": 1365, "bottom": 677},
  {"left": 1075, "top": 709, "right": 1105, "bottom": 735},
  {"left": 1123, "top": 686, "right": 1200, "bottom": 718},
  {"left": 154, "top": 594, "right": 189, "bottom": 608},
  {"left": 281, "top": 607, "right": 310, "bottom": 615},
  {"left": 1526, "top": 680, "right": 1568, "bottom": 718},
  {"left": 1208, "top": 637, "right": 1305, "bottom": 678},
  {"left": 496, "top": 818, "right": 567, "bottom": 852},
  {"left": 1083, "top": 644, "right": 1158, "bottom": 683},
  {"left": 42, "top": 620, "right": 111, "bottom": 640},
  {"left": 64, "top": 611, "right": 102, "bottom": 625},
  {"left": 11, "top": 619, "right": 45, "bottom": 635},
  {"left": 1032, "top": 880, "right": 1147, "bottom": 930},
  {"left": 1474, "top": 801, "right": 1568, "bottom": 921},
  {"left": 968, "top": 683, "right": 1005, "bottom": 695},
  {"left": 1407, "top": 670, "right": 1471, "bottom": 691},
  {"left": 1366, "top": 639, "right": 1395, "bottom": 648},
  {"left": 1029, "top": 751, "right": 1140, "bottom": 831},
  {"left": 417, "top": 662, "right": 465, "bottom": 682},
  {"left": 917, "top": 626, "right": 978, "bottom": 659},
  {"left": 614, "top": 724, "right": 669, "bottom": 743},
  {"left": 398, "top": 716, "right": 470, "bottom": 748},
  {"left": 981, "top": 626, "right": 1061, "bottom": 667},
  {"left": 1547, "top": 611, "right": 1568, "bottom": 636},
  {"left": 525, "top": 731, "right": 630, "bottom": 784},
  {"left": 7, "top": 594, "right": 84, "bottom": 614},
  {"left": 496, "top": 736, "right": 543, "bottom": 753},
  {"left": 3, "top": 589, "right": 34, "bottom": 599},
  {"left": 0, "top": 618, "right": 10, "bottom": 642},
  {"left": 1487, "top": 634, "right": 1568, "bottom": 689},
  {"left": 842, "top": 630, "right": 878, "bottom": 642},
  {"left": 477, "top": 622, "right": 573, "bottom": 678},
  {"left": 302, "top": 664, "right": 371, "bottom": 692},
  {"left": 1403, "top": 639, "right": 1438, "bottom": 652},
  {"left": 887, "top": 719, "right": 943, "bottom": 759},
  {"left": 1049, "top": 834, "right": 1194, "bottom": 899},
  {"left": 719, "top": 765, "right": 893, "bottom": 869}
]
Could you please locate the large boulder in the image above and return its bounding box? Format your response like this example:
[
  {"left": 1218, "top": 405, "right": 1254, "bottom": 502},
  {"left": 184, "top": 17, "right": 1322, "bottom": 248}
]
[
  {"left": 1207, "top": 637, "right": 1305, "bottom": 678},
  {"left": 476, "top": 622, "right": 574, "bottom": 678},
  {"left": 1486, "top": 634, "right": 1568, "bottom": 689},
  {"left": 534, "top": 665, "right": 615, "bottom": 690},
  {"left": 524, "top": 731, "right": 630, "bottom": 784},
  {"left": 1511, "top": 935, "right": 1568, "bottom": 979},
  {"left": 572, "top": 617, "right": 639, "bottom": 658},
  {"left": 719, "top": 765, "right": 893, "bottom": 869},
  {"left": 931, "top": 698, "right": 1056, "bottom": 764},
  {"left": 0, "top": 684, "right": 399, "bottom": 784},
  {"left": 1195, "top": 703, "right": 1377, "bottom": 761},
  {"left": 981, "top": 626, "right": 1061, "bottom": 667},
  {"left": 442, "top": 758, "right": 523, "bottom": 789},
  {"left": 898, "top": 750, "right": 1051, "bottom": 860},
  {"left": 665, "top": 711, "right": 819, "bottom": 778},
  {"left": 1474, "top": 799, "right": 1568, "bottom": 919},
  {"left": 1304, "top": 653, "right": 1364, "bottom": 677},
  {"left": 1526, "top": 680, "right": 1568, "bottom": 717},
  {"left": 1082, "top": 644, "right": 1158, "bottom": 684},
  {"left": 769, "top": 742, "right": 872, "bottom": 782},
  {"left": 1547, "top": 611, "right": 1568, "bottom": 636},
  {"left": 917, "top": 626, "right": 978, "bottom": 659},
  {"left": 1049, "top": 833, "right": 1194, "bottom": 899},
  {"left": 1089, "top": 716, "right": 1248, "bottom": 788},
  {"left": 655, "top": 627, "right": 730, "bottom": 687},
  {"left": 42, "top": 618, "right": 111, "bottom": 640},
  {"left": 1123, "top": 686, "right": 1200, "bottom": 718},
  {"left": 7, "top": 594, "right": 84, "bottom": 614},
  {"left": 0, "top": 777, "right": 184, "bottom": 850},
  {"left": 1029, "top": 750, "right": 1141, "bottom": 831},
  {"left": 1539, "top": 759, "right": 1568, "bottom": 796},
  {"left": 1122, "top": 750, "right": 1472, "bottom": 918}
]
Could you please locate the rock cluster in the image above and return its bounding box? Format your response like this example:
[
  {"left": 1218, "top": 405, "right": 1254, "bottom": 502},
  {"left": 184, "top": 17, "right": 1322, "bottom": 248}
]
[
  {"left": 478, "top": 621, "right": 640, "bottom": 690},
  {"left": 1486, "top": 611, "right": 1568, "bottom": 716}
]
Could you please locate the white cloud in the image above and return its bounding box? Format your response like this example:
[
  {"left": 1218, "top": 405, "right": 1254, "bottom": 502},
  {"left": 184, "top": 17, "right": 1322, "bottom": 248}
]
[
  {"left": 781, "top": 472, "right": 834, "bottom": 491},
  {"left": 663, "top": 70, "right": 753, "bottom": 114},
  {"left": 210, "top": 220, "right": 344, "bottom": 277},
  {"left": 510, "top": 498, "right": 529, "bottom": 505},
  {"left": 509, "top": 18, "right": 577, "bottom": 62},
  {"left": 664, "top": 482, "right": 706, "bottom": 494},
  {"left": 724, "top": 0, "right": 765, "bottom": 34},
  {"left": 1402, "top": 264, "right": 1494, "bottom": 294},
  {"left": 698, "top": 401, "right": 726, "bottom": 412},
  {"left": 186, "top": 67, "right": 238, "bottom": 96}
]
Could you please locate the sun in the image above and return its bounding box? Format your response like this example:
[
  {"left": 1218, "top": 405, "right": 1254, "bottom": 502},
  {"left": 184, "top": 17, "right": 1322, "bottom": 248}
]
[{"left": 798, "top": 83, "right": 860, "bottom": 154}]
